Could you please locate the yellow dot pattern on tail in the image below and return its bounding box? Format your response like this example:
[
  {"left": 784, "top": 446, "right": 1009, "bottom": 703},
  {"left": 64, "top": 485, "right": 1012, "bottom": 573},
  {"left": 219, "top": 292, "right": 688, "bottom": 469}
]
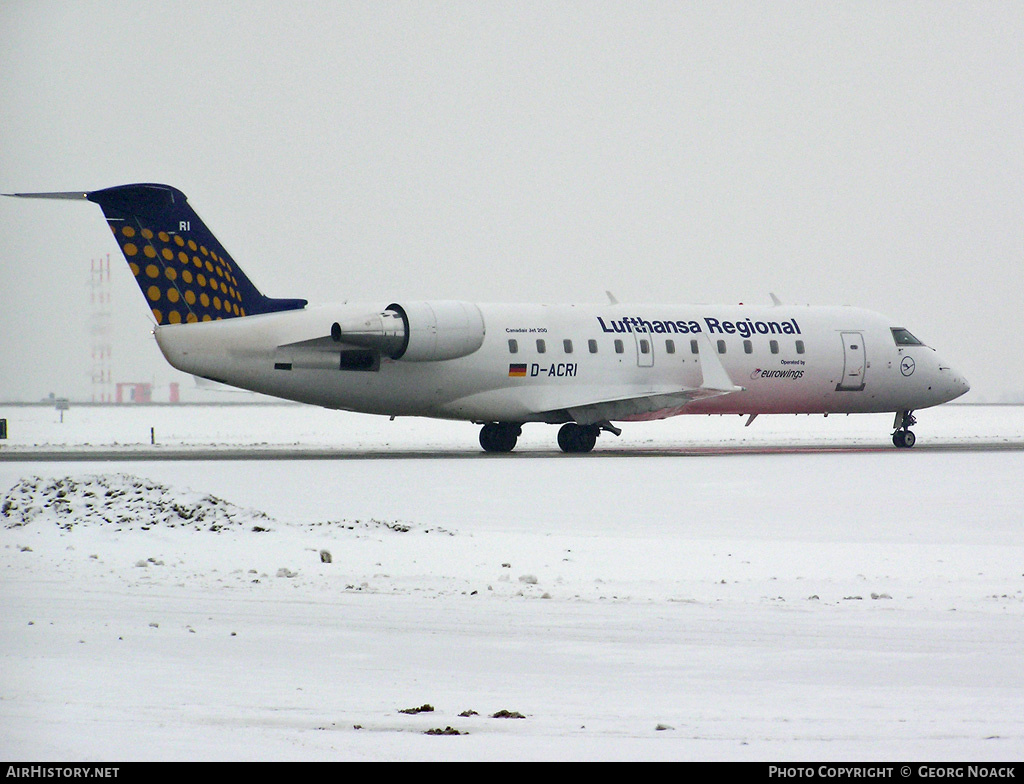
[
  {"left": 80, "top": 183, "right": 305, "bottom": 326},
  {"left": 112, "top": 222, "right": 246, "bottom": 324}
]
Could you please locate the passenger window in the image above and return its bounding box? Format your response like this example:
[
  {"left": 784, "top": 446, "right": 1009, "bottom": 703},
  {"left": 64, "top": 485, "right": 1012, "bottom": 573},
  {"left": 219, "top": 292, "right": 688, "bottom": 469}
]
[
  {"left": 537, "top": 339, "right": 546, "bottom": 354},
  {"left": 614, "top": 339, "right": 624, "bottom": 354},
  {"left": 665, "top": 339, "right": 675, "bottom": 354},
  {"left": 508, "top": 339, "right": 518, "bottom": 354},
  {"left": 588, "top": 339, "right": 598, "bottom": 354},
  {"left": 563, "top": 339, "right": 573, "bottom": 354},
  {"left": 639, "top": 339, "right": 650, "bottom": 355},
  {"left": 770, "top": 339, "right": 779, "bottom": 354},
  {"left": 795, "top": 340, "right": 805, "bottom": 354},
  {"left": 690, "top": 340, "right": 699, "bottom": 354},
  {"left": 717, "top": 340, "right": 727, "bottom": 354},
  {"left": 743, "top": 339, "right": 752, "bottom": 354}
]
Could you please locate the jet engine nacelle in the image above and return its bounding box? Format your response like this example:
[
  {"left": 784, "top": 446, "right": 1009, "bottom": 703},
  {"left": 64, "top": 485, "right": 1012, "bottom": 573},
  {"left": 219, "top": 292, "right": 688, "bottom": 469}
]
[{"left": 331, "top": 301, "right": 486, "bottom": 362}]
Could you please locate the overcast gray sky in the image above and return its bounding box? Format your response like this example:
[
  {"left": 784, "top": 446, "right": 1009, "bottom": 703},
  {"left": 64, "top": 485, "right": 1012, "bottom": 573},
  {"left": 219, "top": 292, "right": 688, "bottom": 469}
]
[{"left": 2, "top": 1, "right": 1022, "bottom": 403}]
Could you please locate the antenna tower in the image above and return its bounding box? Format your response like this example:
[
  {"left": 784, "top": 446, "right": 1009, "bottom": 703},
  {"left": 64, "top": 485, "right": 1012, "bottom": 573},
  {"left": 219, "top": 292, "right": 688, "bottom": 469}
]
[{"left": 89, "top": 254, "right": 113, "bottom": 402}]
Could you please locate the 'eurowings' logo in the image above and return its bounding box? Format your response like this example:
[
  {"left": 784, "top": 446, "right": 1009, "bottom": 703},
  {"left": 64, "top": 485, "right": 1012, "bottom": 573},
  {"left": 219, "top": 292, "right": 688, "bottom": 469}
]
[{"left": 750, "top": 368, "right": 805, "bottom": 380}]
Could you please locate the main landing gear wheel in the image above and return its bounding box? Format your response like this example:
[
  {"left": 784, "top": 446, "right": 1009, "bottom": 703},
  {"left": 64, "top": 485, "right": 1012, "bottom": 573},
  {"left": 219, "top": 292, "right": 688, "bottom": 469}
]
[
  {"left": 892, "top": 410, "right": 917, "bottom": 449},
  {"left": 557, "top": 423, "right": 599, "bottom": 453},
  {"left": 479, "top": 422, "right": 521, "bottom": 453}
]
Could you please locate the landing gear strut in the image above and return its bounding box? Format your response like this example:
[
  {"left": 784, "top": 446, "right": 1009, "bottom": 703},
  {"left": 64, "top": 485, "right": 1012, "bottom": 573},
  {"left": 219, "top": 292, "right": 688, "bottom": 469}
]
[
  {"left": 479, "top": 422, "right": 521, "bottom": 453},
  {"left": 892, "top": 410, "right": 917, "bottom": 449}
]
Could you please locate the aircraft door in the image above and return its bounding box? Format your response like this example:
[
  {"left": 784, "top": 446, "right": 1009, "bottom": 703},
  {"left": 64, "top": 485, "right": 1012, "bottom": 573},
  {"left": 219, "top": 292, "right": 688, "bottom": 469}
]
[
  {"left": 634, "top": 332, "right": 654, "bottom": 368},
  {"left": 836, "top": 331, "right": 866, "bottom": 391}
]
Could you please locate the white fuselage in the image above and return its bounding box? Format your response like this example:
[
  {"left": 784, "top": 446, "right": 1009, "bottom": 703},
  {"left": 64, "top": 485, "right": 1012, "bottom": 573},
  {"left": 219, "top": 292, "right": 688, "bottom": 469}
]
[{"left": 153, "top": 301, "right": 969, "bottom": 424}]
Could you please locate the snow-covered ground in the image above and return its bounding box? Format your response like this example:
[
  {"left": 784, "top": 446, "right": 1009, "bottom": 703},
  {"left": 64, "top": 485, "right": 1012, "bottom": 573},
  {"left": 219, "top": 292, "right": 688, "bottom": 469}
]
[
  {"left": 2, "top": 399, "right": 1023, "bottom": 452},
  {"left": 1, "top": 404, "right": 1022, "bottom": 760}
]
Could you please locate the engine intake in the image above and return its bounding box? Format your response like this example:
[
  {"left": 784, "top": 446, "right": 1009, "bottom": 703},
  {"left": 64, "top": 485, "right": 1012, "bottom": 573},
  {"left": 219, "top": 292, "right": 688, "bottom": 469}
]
[{"left": 331, "top": 301, "right": 485, "bottom": 362}]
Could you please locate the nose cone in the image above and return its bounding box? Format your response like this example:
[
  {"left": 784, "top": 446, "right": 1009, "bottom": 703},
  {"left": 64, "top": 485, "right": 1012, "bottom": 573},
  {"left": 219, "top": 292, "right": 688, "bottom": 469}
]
[{"left": 940, "top": 364, "right": 970, "bottom": 402}]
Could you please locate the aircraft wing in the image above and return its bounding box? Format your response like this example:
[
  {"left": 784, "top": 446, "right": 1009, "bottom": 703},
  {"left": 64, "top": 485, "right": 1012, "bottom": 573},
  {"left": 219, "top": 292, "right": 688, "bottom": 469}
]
[
  {"left": 540, "top": 331, "right": 745, "bottom": 424},
  {"left": 561, "top": 384, "right": 738, "bottom": 425}
]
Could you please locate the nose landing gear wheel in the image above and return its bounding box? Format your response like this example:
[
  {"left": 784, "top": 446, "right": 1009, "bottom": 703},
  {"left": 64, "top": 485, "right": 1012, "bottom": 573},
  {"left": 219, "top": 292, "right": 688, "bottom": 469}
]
[
  {"left": 892, "top": 410, "right": 917, "bottom": 449},
  {"left": 892, "top": 429, "right": 916, "bottom": 449}
]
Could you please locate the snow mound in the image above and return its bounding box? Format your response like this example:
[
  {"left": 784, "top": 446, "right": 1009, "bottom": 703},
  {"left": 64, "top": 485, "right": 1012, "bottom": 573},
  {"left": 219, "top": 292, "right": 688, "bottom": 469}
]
[
  {"left": 1, "top": 474, "right": 274, "bottom": 532},
  {"left": 1, "top": 474, "right": 448, "bottom": 537}
]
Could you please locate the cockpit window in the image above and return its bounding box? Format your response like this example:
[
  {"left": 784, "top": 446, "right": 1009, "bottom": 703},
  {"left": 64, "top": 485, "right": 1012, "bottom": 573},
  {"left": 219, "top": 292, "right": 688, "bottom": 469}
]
[{"left": 891, "top": 327, "right": 924, "bottom": 346}]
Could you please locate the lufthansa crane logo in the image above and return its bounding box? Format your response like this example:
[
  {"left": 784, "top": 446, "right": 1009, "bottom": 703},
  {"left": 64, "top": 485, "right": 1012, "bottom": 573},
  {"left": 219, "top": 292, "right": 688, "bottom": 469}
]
[{"left": 900, "top": 356, "right": 916, "bottom": 376}]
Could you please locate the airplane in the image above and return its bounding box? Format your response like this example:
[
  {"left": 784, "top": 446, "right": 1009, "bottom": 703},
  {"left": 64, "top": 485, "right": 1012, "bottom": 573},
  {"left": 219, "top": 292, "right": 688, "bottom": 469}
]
[{"left": 7, "top": 183, "right": 970, "bottom": 452}]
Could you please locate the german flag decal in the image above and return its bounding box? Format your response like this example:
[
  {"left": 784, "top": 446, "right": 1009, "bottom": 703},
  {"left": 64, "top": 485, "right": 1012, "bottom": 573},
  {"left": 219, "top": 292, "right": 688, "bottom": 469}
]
[{"left": 508, "top": 363, "right": 527, "bottom": 377}]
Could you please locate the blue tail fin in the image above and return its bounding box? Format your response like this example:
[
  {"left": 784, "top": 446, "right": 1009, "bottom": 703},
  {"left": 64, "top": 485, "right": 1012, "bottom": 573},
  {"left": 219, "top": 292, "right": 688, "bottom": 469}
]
[{"left": 85, "top": 183, "right": 306, "bottom": 325}]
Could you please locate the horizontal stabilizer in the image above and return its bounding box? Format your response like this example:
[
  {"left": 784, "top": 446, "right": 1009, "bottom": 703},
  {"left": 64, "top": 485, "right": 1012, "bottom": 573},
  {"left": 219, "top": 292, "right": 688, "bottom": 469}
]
[{"left": 6, "top": 191, "right": 90, "bottom": 200}]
